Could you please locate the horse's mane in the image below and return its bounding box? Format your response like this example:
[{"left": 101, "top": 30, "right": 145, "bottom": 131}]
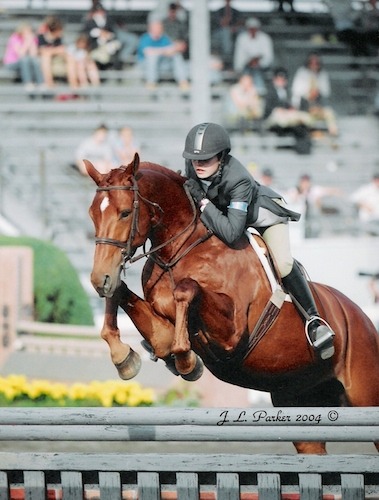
[
  {"left": 139, "top": 161, "right": 185, "bottom": 186},
  {"left": 102, "top": 159, "right": 186, "bottom": 190}
]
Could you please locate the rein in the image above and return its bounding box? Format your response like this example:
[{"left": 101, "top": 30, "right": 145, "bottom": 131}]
[{"left": 95, "top": 177, "right": 212, "bottom": 270}]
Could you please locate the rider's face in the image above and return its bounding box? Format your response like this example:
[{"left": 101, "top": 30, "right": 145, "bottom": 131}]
[{"left": 192, "top": 155, "right": 219, "bottom": 179}]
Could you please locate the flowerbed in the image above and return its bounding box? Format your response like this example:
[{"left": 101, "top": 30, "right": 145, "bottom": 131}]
[{"left": 0, "top": 375, "right": 155, "bottom": 407}]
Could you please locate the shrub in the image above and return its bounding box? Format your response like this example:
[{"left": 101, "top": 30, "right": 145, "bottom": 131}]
[{"left": 0, "top": 236, "right": 93, "bottom": 325}]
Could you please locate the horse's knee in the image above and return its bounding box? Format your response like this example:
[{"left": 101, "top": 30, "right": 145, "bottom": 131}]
[
  {"left": 173, "top": 278, "right": 201, "bottom": 303},
  {"left": 172, "top": 279, "right": 201, "bottom": 355}
]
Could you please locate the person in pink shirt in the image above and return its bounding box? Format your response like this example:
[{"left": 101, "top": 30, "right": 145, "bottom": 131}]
[{"left": 3, "top": 22, "right": 44, "bottom": 90}]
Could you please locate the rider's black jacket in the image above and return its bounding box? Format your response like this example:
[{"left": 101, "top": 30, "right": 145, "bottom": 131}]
[{"left": 185, "top": 154, "right": 300, "bottom": 244}]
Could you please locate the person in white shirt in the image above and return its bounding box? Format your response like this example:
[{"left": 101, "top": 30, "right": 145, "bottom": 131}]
[
  {"left": 350, "top": 173, "right": 379, "bottom": 235},
  {"left": 75, "top": 124, "right": 115, "bottom": 175},
  {"left": 291, "top": 52, "right": 338, "bottom": 136},
  {"left": 233, "top": 17, "right": 274, "bottom": 96}
]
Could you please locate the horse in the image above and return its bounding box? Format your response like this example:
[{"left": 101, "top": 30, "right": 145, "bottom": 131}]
[{"left": 85, "top": 154, "right": 379, "bottom": 454}]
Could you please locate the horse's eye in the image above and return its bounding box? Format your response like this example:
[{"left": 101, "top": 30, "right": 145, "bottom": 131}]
[{"left": 119, "top": 210, "right": 131, "bottom": 220}]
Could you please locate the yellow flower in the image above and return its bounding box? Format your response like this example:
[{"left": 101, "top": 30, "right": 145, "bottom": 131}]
[
  {"left": 68, "top": 383, "right": 90, "bottom": 401},
  {"left": 2, "top": 387, "right": 17, "bottom": 401},
  {"left": 0, "top": 375, "right": 157, "bottom": 407}
]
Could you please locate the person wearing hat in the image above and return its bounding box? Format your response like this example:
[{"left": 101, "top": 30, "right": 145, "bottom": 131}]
[
  {"left": 233, "top": 17, "right": 274, "bottom": 95},
  {"left": 183, "top": 122, "right": 335, "bottom": 360}
]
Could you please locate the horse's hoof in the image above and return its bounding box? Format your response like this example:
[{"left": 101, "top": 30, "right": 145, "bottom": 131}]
[
  {"left": 115, "top": 348, "right": 142, "bottom": 380},
  {"left": 180, "top": 354, "right": 204, "bottom": 381}
]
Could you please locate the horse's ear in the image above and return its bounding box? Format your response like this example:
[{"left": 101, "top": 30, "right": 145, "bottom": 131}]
[
  {"left": 83, "top": 159, "right": 103, "bottom": 185},
  {"left": 131, "top": 152, "right": 140, "bottom": 177}
]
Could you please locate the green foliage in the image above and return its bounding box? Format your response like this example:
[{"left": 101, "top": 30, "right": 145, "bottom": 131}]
[
  {"left": 156, "top": 381, "right": 201, "bottom": 407},
  {"left": 0, "top": 236, "right": 94, "bottom": 325}
]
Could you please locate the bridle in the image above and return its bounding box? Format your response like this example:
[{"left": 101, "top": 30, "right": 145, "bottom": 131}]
[
  {"left": 95, "top": 175, "right": 145, "bottom": 263},
  {"left": 95, "top": 174, "right": 212, "bottom": 270}
]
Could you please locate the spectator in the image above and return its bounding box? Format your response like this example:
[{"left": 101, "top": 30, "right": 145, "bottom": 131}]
[
  {"left": 3, "top": 22, "right": 44, "bottom": 91},
  {"left": 273, "top": 0, "right": 295, "bottom": 12},
  {"left": 350, "top": 173, "right": 379, "bottom": 236},
  {"left": 233, "top": 17, "right": 274, "bottom": 96},
  {"left": 113, "top": 126, "right": 140, "bottom": 166},
  {"left": 257, "top": 167, "right": 284, "bottom": 193},
  {"left": 211, "top": 0, "right": 243, "bottom": 69},
  {"left": 358, "top": 0, "right": 379, "bottom": 55},
  {"left": 264, "top": 67, "right": 313, "bottom": 154},
  {"left": 323, "top": 0, "right": 367, "bottom": 57},
  {"left": 285, "top": 173, "right": 342, "bottom": 238},
  {"left": 89, "top": 26, "right": 122, "bottom": 69},
  {"left": 137, "top": 18, "right": 189, "bottom": 90},
  {"left": 369, "top": 274, "right": 379, "bottom": 304},
  {"left": 74, "top": 124, "right": 115, "bottom": 175},
  {"left": 83, "top": 3, "right": 138, "bottom": 69},
  {"left": 163, "top": 2, "right": 189, "bottom": 58},
  {"left": 37, "top": 15, "right": 75, "bottom": 88},
  {"left": 149, "top": 0, "right": 188, "bottom": 24},
  {"left": 259, "top": 167, "right": 275, "bottom": 187},
  {"left": 66, "top": 34, "right": 100, "bottom": 87},
  {"left": 291, "top": 52, "right": 339, "bottom": 137},
  {"left": 209, "top": 51, "right": 225, "bottom": 85},
  {"left": 223, "top": 73, "right": 263, "bottom": 132}
]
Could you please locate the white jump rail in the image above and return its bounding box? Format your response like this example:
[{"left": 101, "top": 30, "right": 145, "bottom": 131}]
[{"left": 0, "top": 407, "right": 377, "bottom": 499}]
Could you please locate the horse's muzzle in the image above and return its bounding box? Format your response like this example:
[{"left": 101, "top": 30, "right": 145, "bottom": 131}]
[{"left": 92, "top": 273, "right": 121, "bottom": 298}]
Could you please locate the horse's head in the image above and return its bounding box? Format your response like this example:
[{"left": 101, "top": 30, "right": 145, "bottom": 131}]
[{"left": 86, "top": 154, "right": 154, "bottom": 297}]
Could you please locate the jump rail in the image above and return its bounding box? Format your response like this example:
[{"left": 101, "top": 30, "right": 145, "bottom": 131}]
[{"left": 0, "top": 407, "right": 378, "bottom": 499}]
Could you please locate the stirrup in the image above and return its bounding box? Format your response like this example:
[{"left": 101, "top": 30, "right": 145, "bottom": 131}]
[{"left": 305, "top": 317, "right": 335, "bottom": 360}]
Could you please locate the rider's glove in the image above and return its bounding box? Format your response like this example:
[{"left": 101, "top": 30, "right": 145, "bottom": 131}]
[{"left": 184, "top": 179, "right": 206, "bottom": 205}]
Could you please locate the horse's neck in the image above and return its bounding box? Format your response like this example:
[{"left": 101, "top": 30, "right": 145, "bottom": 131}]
[
  {"left": 141, "top": 174, "right": 199, "bottom": 260},
  {"left": 152, "top": 214, "right": 204, "bottom": 262}
]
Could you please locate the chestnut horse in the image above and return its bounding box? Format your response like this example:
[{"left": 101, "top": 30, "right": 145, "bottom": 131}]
[{"left": 86, "top": 154, "right": 379, "bottom": 454}]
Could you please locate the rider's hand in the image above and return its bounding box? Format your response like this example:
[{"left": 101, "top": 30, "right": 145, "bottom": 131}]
[{"left": 184, "top": 179, "right": 206, "bottom": 205}]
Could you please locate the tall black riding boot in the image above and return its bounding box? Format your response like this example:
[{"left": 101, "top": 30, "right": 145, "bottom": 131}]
[{"left": 282, "top": 261, "right": 335, "bottom": 360}]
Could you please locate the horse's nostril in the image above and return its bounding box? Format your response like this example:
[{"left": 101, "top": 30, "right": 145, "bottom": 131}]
[{"left": 103, "top": 275, "right": 111, "bottom": 294}]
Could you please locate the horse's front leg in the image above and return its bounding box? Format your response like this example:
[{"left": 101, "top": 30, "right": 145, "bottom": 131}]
[
  {"left": 101, "top": 287, "right": 142, "bottom": 380},
  {"left": 172, "top": 278, "right": 237, "bottom": 379},
  {"left": 173, "top": 277, "right": 238, "bottom": 350},
  {"left": 117, "top": 282, "right": 201, "bottom": 379}
]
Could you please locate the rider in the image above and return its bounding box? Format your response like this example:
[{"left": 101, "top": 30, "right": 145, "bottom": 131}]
[{"left": 183, "top": 122, "right": 335, "bottom": 360}]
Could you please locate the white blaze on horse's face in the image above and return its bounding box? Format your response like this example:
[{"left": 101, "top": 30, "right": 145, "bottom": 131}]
[{"left": 100, "top": 196, "right": 110, "bottom": 213}]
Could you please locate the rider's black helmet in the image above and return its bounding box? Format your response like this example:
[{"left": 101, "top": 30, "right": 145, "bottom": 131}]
[{"left": 182, "top": 122, "right": 231, "bottom": 160}]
